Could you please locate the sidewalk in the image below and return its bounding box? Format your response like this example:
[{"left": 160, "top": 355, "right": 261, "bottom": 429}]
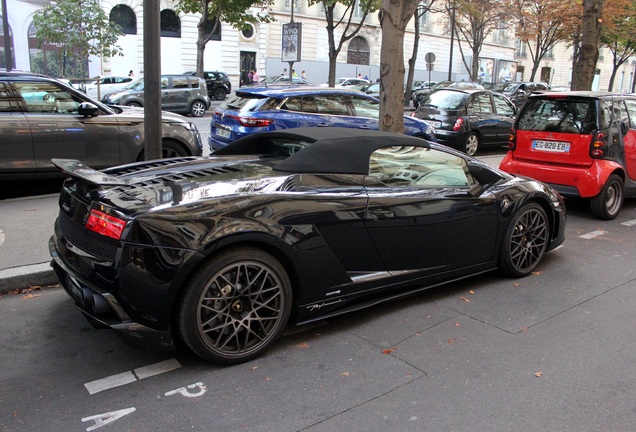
[{"left": 0, "top": 150, "right": 506, "bottom": 295}]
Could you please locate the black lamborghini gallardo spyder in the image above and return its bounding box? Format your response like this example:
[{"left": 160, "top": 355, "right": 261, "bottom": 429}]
[{"left": 50, "top": 127, "right": 566, "bottom": 364}]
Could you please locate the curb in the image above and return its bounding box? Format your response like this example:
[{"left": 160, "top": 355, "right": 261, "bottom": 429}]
[{"left": 0, "top": 263, "right": 58, "bottom": 294}]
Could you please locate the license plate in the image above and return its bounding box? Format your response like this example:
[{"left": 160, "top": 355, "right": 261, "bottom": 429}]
[
  {"left": 216, "top": 127, "right": 231, "bottom": 139},
  {"left": 423, "top": 120, "right": 441, "bottom": 128},
  {"left": 532, "top": 140, "right": 570, "bottom": 153}
]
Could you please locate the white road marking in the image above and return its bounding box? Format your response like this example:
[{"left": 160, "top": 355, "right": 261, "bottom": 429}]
[
  {"left": 84, "top": 358, "right": 182, "bottom": 395},
  {"left": 165, "top": 382, "right": 207, "bottom": 398},
  {"left": 82, "top": 407, "right": 136, "bottom": 431},
  {"left": 621, "top": 219, "right": 636, "bottom": 227},
  {"left": 579, "top": 230, "right": 606, "bottom": 239}
]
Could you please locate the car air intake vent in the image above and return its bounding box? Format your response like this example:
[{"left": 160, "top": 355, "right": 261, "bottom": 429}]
[
  {"left": 109, "top": 166, "right": 244, "bottom": 192},
  {"left": 109, "top": 158, "right": 195, "bottom": 176}
]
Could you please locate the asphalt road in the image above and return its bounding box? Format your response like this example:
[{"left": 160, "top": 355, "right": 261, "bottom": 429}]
[{"left": 1, "top": 180, "right": 636, "bottom": 431}]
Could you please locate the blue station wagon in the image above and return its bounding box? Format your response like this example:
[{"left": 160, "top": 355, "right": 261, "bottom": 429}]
[{"left": 208, "top": 86, "right": 436, "bottom": 150}]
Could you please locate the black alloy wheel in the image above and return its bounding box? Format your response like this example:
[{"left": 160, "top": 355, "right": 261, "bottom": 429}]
[
  {"left": 590, "top": 174, "right": 623, "bottom": 220},
  {"left": 213, "top": 87, "right": 227, "bottom": 101},
  {"left": 176, "top": 247, "right": 292, "bottom": 365},
  {"left": 499, "top": 202, "right": 549, "bottom": 277}
]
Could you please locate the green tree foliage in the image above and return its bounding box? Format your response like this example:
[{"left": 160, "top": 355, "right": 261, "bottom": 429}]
[
  {"left": 176, "top": 0, "right": 274, "bottom": 77},
  {"left": 32, "top": 0, "right": 123, "bottom": 78},
  {"left": 308, "top": 0, "right": 381, "bottom": 87}
]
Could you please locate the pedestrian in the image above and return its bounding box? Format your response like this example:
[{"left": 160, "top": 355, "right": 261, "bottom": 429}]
[
  {"left": 248, "top": 70, "right": 254, "bottom": 83},
  {"left": 357, "top": 73, "right": 362, "bottom": 79},
  {"left": 281, "top": 68, "right": 287, "bottom": 76},
  {"left": 128, "top": 70, "right": 134, "bottom": 78},
  {"left": 301, "top": 70, "right": 306, "bottom": 79},
  {"left": 364, "top": 74, "right": 369, "bottom": 80},
  {"left": 292, "top": 69, "right": 297, "bottom": 77},
  {"left": 252, "top": 68, "right": 260, "bottom": 83}
]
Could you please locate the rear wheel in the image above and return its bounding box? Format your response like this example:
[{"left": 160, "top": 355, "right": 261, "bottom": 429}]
[
  {"left": 465, "top": 132, "right": 480, "bottom": 156},
  {"left": 126, "top": 101, "right": 142, "bottom": 107},
  {"left": 590, "top": 174, "right": 623, "bottom": 220},
  {"left": 176, "top": 247, "right": 292, "bottom": 365},
  {"left": 190, "top": 100, "right": 207, "bottom": 117},
  {"left": 162, "top": 140, "right": 187, "bottom": 158},
  {"left": 213, "top": 87, "right": 227, "bottom": 101},
  {"left": 498, "top": 202, "right": 549, "bottom": 277}
]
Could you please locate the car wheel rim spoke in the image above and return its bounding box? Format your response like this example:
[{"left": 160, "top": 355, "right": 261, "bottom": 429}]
[
  {"left": 197, "top": 261, "right": 283, "bottom": 356},
  {"left": 509, "top": 209, "right": 547, "bottom": 272}
]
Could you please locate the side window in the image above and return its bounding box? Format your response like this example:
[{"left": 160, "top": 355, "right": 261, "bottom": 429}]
[
  {"left": 14, "top": 82, "right": 80, "bottom": 114},
  {"left": 368, "top": 146, "right": 474, "bottom": 187},
  {"left": 472, "top": 94, "right": 494, "bottom": 114},
  {"left": 349, "top": 95, "right": 379, "bottom": 118},
  {"left": 623, "top": 100, "right": 636, "bottom": 128},
  {"left": 189, "top": 78, "right": 200, "bottom": 89},
  {"left": 160, "top": 77, "right": 169, "bottom": 89},
  {"left": 314, "top": 95, "right": 349, "bottom": 115},
  {"left": 172, "top": 77, "right": 190, "bottom": 89},
  {"left": 493, "top": 94, "right": 515, "bottom": 115},
  {"left": 281, "top": 96, "right": 302, "bottom": 112},
  {"left": 0, "top": 83, "right": 16, "bottom": 112}
]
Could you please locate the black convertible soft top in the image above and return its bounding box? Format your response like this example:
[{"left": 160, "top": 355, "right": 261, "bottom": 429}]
[{"left": 213, "top": 127, "right": 432, "bottom": 175}]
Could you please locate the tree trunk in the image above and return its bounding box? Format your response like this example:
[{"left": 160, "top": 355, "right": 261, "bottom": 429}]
[
  {"left": 379, "top": 0, "right": 419, "bottom": 134},
  {"left": 571, "top": 0, "right": 603, "bottom": 91},
  {"left": 404, "top": 13, "right": 420, "bottom": 106}
]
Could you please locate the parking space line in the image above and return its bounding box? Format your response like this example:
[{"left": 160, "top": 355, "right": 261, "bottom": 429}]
[
  {"left": 85, "top": 358, "right": 182, "bottom": 395},
  {"left": 579, "top": 230, "right": 606, "bottom": 239}
]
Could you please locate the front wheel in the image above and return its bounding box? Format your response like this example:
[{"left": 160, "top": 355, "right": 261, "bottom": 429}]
[
  {"left": 498, "top": 202, "right": 549, "bottom": 277},
  {"left": 190, "top": 100, "right": 207, "bottom": 117},
  {"left": 590, "top": 174, "right": 623, "bottom": 220},
  {"left": 465, "top": 132, "right": 480, "bottom": 156},
  {"left": 175, "top": 247, "right": 292, "bottom": 365},
  {"left": 126, "top": 101, "right": 142, "bottom": 107}
]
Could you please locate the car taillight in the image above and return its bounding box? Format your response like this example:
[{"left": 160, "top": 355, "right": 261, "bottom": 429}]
[
  {"left": 452, "top": 118, "right": 464, "bottom": 131},
  {"left": 590, "top": 131, "right": 607, "bottom": 159},
  {"left": 224, "top": 114, "right": 273, "bottom": 127},
  {"left": 86, "top": 209, "right": 126, "bottom": 240},
  {"left": 508, "top": 127, "right": 516, "bottom": 150}
]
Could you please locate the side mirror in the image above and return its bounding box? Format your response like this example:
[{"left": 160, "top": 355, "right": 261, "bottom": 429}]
[
  {"left": 620, "top": 121, "right": 629, "bottom": 136},
  {"left": 78, "top": 102, "right": 99, "bottom": 117},
  {"left": 467, "top": 162, "right": 504, "bottom": 197}
]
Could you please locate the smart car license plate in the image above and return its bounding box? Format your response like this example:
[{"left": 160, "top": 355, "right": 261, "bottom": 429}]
[
  {"left": 216, "top": 127, "right": 231, "bottom": 139},
  {"left": 423, "top": 120, "right": 441, "bottom": 128},
  {"left": 532, "top": 140, "right": 570, "bottom": 153}
]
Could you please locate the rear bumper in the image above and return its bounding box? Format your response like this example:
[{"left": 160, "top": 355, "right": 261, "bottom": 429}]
[{"left": 499, "top": 152, "right": 614, "bottom": 198}]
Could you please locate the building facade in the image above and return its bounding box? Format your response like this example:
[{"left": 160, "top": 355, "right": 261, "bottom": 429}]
[{"left": 3, "top": 0, "right": 634, "bottom": 92}]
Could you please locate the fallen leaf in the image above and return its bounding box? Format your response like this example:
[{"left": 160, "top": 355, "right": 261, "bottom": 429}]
[
  {"left": 469, "top": 290, "right": 475, "bottom": 295},
  {"left": 448, "top": 338, "right": 456, "bottom": 344},
  {"left": 531, "top": 271, "right": 542, "bottom": 275},
  {"left": 455, "top": 322, "right": 460, "bottom": 327},
  {"left": 534, "top": 372, "right": 543, "bottom": 377},
  {"left": 460, "top": 296, "right": 470, "bottom": 302},
  {"left": 295, "top": 342, "right": 310, "bottom": 349},
  {"left": 248, "top": 366, "right": 259, "bottom": 371},
  {"left": 382, "top": 348, "right": 397, "bottom": 354},
  {"left": 341, "top": 372, "right": 350, "bottom": 377},
  {"left": 513, "top": 283, "right": 520, "bottom": 287},
  {"left": 23, "top": 294, "right": 41, "bottom": 300}
]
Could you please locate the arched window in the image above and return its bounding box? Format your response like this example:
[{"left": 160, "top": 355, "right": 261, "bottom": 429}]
[
  {"left": 110, "top": 5, "right": 137, "bottom": 35},
  {"left": 28, "top": 23, "right": 88, "bottom": 78},
  {"left": 204, "top": 16, "right": 222, "bottom": 41},
  {"left": 160, "top": 9, "right": 181, "bottom": 38},
  {"left": 0, "top": 17, "right": 15, "bottom": 69},
  {"left": 347, "top": 36, "right": 369, "bottom": 65}
]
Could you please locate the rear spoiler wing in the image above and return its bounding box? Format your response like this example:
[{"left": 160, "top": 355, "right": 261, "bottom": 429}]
[{"left": 52, "top": 159, "right": 135, "bottom": 187}]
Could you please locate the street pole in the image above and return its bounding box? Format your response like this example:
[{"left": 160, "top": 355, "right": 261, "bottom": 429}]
[
  {"left": 143, "top": 0, "right": 162, "bottom": 160},
  {"left": 1, "top": 0, "right": 12, "bottom": 70}
]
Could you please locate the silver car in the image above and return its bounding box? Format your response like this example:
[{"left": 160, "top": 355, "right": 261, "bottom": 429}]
[
  {"left": 0, "top": 71, "right": 203, "bottom": 180},
  {"left": 102, "top": 75, "right": 211, "bottom": 117}
]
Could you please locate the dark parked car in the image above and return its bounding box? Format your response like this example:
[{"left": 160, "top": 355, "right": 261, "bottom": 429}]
[
  {"left": 491, "top": 81, "right": 550, "bottom": 108},
  {"left": 101, "top": 74, "right": 211, "bottom": 117},
  {"left": 412, "top": 80, "right": 485, "bottom": 108},
  {"left": 257, "top": 76, "right": 315, "bottom": 86},
  {"left": 208, "top": 86, "right": 435, "bottom": 150},
  {"left": 0, "top": 71, "right": 203, "bottom": 180},
  {"left": 50, "top": 127, "right": 566, "bottom": 365},
  {"left": 412, "top": 88, "right": 517, "bottom": 156},
  {"left": 500, "top": 91, "right": 636, "bottom": 219},
  {"left": 184, "top": 71, "right": 232, "bottom": 101}
]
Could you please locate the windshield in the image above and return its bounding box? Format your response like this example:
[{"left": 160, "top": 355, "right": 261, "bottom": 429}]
[{"left": 123, "top": 78, "right": 144, "bottom": 91}]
